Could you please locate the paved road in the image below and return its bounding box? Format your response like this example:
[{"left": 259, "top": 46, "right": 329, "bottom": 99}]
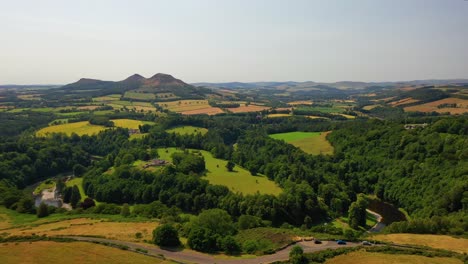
[
  {"left": 67, "top": 236, "right": 362, "bottom": 264},
  {"left": 366, "top": 209, "right": 386, "bottom": 233}
]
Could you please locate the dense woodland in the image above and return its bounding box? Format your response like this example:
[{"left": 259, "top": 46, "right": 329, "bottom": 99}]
[{"left": 1, "top": 112, "right": 466, "bottom": 239}]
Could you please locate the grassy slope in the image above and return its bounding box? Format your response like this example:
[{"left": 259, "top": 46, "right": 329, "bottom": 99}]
[
  {"left": 269, "top": 131, "right": 334, "bottom": 155},
  {"left": 0, "top": 241, "right": 169, "bottom": 264},
  {"left": 166, "top": 126, "right": 208, "bottom": 135},
  {"left": 325, "top": 251, "right": 462, "bottom": 264},
  {"left": 371, "top": 234, "right": 468, "bottom": 254},
  {"left": 66, "top": 178, "right": 86, "bottom": 202},
  {"left": 37, "top": 119, "right": 154, "bottom": 136},
  {"left": 157, "top": 148, "right": 282, "bottom": 195}
]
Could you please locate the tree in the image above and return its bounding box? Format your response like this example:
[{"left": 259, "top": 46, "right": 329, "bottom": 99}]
[
  {"left": 195, "top": 209, "right": 236, "bottom": 236},
  {"left": 70, "top": 185, "right": 81, "bottom": 208},
  {"left": 226, "top": 161, "right": 235, "bottom": 172},
  {"left": 289, "top": 245, "right": 306, "bottom": 264},
  {"left": 187, "top": 227, "right": 217, "bottom": 252},
  {"left": 348, "top": 194, "right": 369, "bottom": 229},
  {"left": 37, "top": 202, "right": 49, "bottom": 218},
  {"left": 219, "top": 236, "right": 240, "bottom": 255},
  {"left": 238, "top": 215, "right": 263, "bottom": 230},
  {"left": 121, "top": 203, "right": 130, "bottom": 217},
  {"left": 153, "top": 224, "right": 180, "bottom": 247},
  {"left": 81, "top": 197, "right": 96, "bottom": 209},
  {"left": 55, "top": 178, "right": 66, "bottom": 193},
  {"left": 73, "top": 165, "right": 86, "bottom": 177}
]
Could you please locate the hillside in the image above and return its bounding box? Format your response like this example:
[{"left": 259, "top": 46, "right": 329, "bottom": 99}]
[{"left": 45, "top": 73, "right": 214, "bottom": 100}]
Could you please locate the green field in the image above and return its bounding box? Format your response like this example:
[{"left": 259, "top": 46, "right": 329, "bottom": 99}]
[
  {"left": 36, "top": 119, "right": 154, "bottom": 137},
  {"left": 124, "top": 91, "right": 156, "bottom": 100},
  {"left": 157, "top": 148, "right": 282, "bottom": 195},
  {"left": 166, "top": 126, "right": 208, "bottom": 135},
  {"left": 296, "top": 105, "right": 345, "bottom": 113},
  {"left": 33, "top": 179, "right": 55, "bottom": 195},
  {"left": 269, "top": 131, "right": 334, "bottom": 155},
  {"left": 66, "top": 177, "right": 86, "bottom": 201}
]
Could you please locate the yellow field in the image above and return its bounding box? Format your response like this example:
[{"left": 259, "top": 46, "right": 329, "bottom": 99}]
[
  {"left": 337, "top": 113, "right": 356, "bottom": 119},
  {"left": 36, "top": 121, "right": 106, "bottom": 136},
  {"left": 112, "top": 119, "right": 154, "bottom": 129},
  {"left": 267, "top": 113, "right": 291, "bottom": 118},
  {"left": 158, "top": 100, "right": 210, "bottom": 112},
  {"left": 166, "top": 126, "right": 208, "bottom": 135},
  {"left": 0, "top": 241, "right": 169, "bottom": 264},
  {"left": 288, "top": 100, "right": 313, "bottom": 106},
  {"left": 372, "top": 234, "right": 468, "bottom": 254},
  {"left": 0, "top": 213, "right": 11, "bottom": 229},
  {"left": 3, "top": 218, "right": 157, "bottom": 242},
  {"left": 325, "top": 251, "right": 462, "bottom": 264},
  {"left": 363, "top": 105, "right": 380, "bottom": 110}
]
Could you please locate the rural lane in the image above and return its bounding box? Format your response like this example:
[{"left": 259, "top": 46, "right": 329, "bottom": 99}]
[{"left": 66, "top": 236, "right": 362, "bottom": 264}]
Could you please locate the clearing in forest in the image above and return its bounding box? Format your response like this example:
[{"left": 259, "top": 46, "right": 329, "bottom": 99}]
[
  {"left": 36, "top": 119, "right": 153, "bottom": 136},
  {"left": 325, "top": 251, "right": 462, "bottom": 264},
  {"left": 0, "top": 241, "right": 169, "bottom": 264},
  {"left": 166, "top": 126, "right": 208, "bottom": 135},
  {"left": 157, "top": 148, "right": 282, "bottom": 195},
  {"left": 269, "top": 131, "right": 334, "bottom": 155},
  {"left": 371, "top": 234, "right": 468, "bottom": 254}
]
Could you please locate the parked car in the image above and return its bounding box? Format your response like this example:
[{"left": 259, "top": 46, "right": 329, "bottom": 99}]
[
  {"left": 337, "top": 240, "right": 347, "bottom": 245},
  {"left": 314, "top": 239, "right": 322, "bottom": 244},
  {"left": 362, "top": 241, "right": 372, "bottom": 246}
]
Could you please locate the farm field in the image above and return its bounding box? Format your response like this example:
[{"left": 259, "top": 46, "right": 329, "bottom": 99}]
[
  {"left": 269, "top": 131, "right": 334, "bottom": 155},
  {"left": 388, "top": 97, "right": 419, "bottom": 106},
  {"left": 36, "top": 119, "right": 153, "bottom": 136},
  {"left": 124, "top": 91, "right": 156, "bottom": 100},
  {"left": 403, "top": 97, "right": 468, "bottom": 114},
  {"left": 371, "top": 234, "right": 468, "bottom": 254},
  {"left": 107, "top": 100, "right": 157, "bottom": 112},
  {"left": 267, "top": 113, "right": 291, "bottom": 118},
  {"left": 157, "top": 99, "right": 223, "bottom": 115},
  {"left": 296, "top": 105, "right": 345, "bottom": 113},
  {"left": 0, "top": 241, "right": 169, "bottom": 264},
  {"left": 288, "top": 100, "right": 313, "bottom": 106},
  {"left": 325, "top": 251, "right": 462, "bottom": 264},
  {"left": 157, "top": 148, "right": 282, "bottom": 195},
  {"left": 166, "top": 125, "right": 208, "bottom": 135},
  {"left": 362, "top": 105, "right": 380, "bottom": 110},
  {"left": 226, "top": 104, "right": 270, "bottom": 113},
  {"left": 92, "top": 94, "right": 122, "bottom": 102},
  {"left": 180, "top": 107, "right": 224, "bottom": 115},
  {"left": 2, "top": 218, "right": 157, "bottom": 242},
  {"left": 36, "top": 121, "right": 106, "bottom": 136}
]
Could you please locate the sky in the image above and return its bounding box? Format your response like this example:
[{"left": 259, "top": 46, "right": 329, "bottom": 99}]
[{"left": 1, "top": 0, "right": 467, "bottom": 84}]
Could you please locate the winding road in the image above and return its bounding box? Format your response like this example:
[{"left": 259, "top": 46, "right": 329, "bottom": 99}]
[{"left": 67, "top": 236, "right": 362, "bottom": 264}]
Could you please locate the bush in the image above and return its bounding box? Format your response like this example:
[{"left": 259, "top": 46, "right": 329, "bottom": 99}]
[
  {"left": 218, "top": 236, "right": 241, "bottom": 255},
  {"left": 153, "top": 224, "right": 180, "bottom": 247},
  {"left": 36, "top": 202, "right": 49, "bottom": 218},
  {"left": 242, "top": 240, "right": 258, "bottom": 254}
]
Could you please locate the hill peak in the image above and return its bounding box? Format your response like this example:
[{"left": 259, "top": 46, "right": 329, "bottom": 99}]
[
  {"left": 123, "top": 74, "right": 145, "bottom": 82},
  {"left": 76, "top": 78, "right": 102, "bottom": 84},
  {"left": 145, "top": 73, "right": 188, "bottom": 87}
]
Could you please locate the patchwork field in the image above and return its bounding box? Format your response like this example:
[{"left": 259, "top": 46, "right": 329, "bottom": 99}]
[
  {"left": 403, "top": 98, "right": 468, "bottom": 114},
  {"left": 389, "top": 97, "right": 419, "bottom": 106},
  {"left": 325, "top": 251, "right": 462, "bottom": 264},
  {"left": 296, "top": 105, "right": 346, "bottom": 113},
  {"left": 166, "top": 126, "right": 208, "bottom": 135},
  {"left": 288, "top": 100, "right": 313, "bottom": 106},
  {"left": 269, "top": 131, "right": 334, "bottom": 155},
  {"left": 157, "top": 100, "right": 223, "bottom": 115},
  {"left": 107, "top": 100, "right": 157, "bottom": 112},
  {"left": 157, "top": 148, "right": 282, "bottom": 195},
  {"left": 92, "top": 94, "right": 122, "bottom": 102},
  {"left": 2, "top": 218, "right": 157, "bottom": 242},
  {"left": 362, "top": 105, "right": 380, "bottom": 110},
  {"left": 0, "top": 241, "right": 169, "bottom": 264},
  {"left": 226, "top": 104, "right": 270, "bottom": 113},
  {"left": 36, "top": 119, "right": 153, "bottom": 136},
  {"left": 36, "top": 121, "right": 106, "bottom": 136},
  {"left": 372, "top": 234, "right": 468, "bottom": 254},
  {"left": 123, "top": 91, "right": 156, "bottom": 100}
]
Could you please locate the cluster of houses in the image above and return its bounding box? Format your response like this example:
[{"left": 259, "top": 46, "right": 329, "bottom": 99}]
[{"left": 404, "top": 123, "right": 428, "bottom": 130}]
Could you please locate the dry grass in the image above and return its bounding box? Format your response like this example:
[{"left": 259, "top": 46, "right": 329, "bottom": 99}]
[
  {"left": 77, "top": 105, "right": 101, "bottom": 110},
  {"left": 0, "top": 241, "right": 169, "bottom": 264},
  {"left": 325, "top": 251, "right": 462, "bottom": 264},
  {"left": 227, "top": 104, "right": 270, "bottom": 113},
  {"left": 180, "top": 107, "right": 224, "bottom": 115},
  {"left": 389, "top": 97, "right": 420, "bottom": 106},
  {"left": 112, "top": 119, "right": 154, "bottom": 129},
  {"left": 3, "top": 218, "right": 157, "bottom": 242},
  {"left": 363, "top": 105, "right": 380, "bottom": 110},
  {"left": 0, "top": 213, "right": 12, "bottom": 229},
  {"left": 288, "top": 100, "right": 313, "bottom": 106},
  {"left": 404, "top": 98, "right": 468, "bottom": 114},
  {"left": 267, "top": 113, "right": 291, "bottom": 118},
  {"left": 372, "top": 234, "right": 468, "bottom": 254}
]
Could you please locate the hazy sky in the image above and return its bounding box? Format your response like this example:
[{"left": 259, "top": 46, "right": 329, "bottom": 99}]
[{"left": 1, "top": 0, "right": 467, "bottom": 84}]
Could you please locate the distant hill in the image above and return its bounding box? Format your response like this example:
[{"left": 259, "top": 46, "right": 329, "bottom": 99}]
[
  {"left": 193, "top": 79, "right": 468, "bottom": 90},
  {"left": 49, "top": 73, "right": 213, "bottom": 100}
]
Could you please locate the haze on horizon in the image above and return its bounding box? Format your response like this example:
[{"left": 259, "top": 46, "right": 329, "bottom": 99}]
[{"left": 1, "top": 0, "right": 467, "bottom": 85}]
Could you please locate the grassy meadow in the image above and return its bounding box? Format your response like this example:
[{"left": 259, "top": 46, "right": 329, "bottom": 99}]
[
  {"left": 157, "top": 148, "right": 282, "bottom": 195},
  {"left": 269, "top": 131, "right": 334, "bottom": 155},
  {"left": 371, "top": 234, "right": 468, "bottom": 254},
  {"left": 325, "top": 251, "right": 463, "bottom": 264},
  {"left": 166, "top": 125, "right": 208, "bottom": 135},
  {"left": 0, "top": 241, "right": 169, "bottom": 264},
  {"left": 124, "top": 91, "right": 156, "bottom": 100}
]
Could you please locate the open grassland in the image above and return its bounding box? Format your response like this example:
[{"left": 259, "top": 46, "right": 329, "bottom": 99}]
[
  {"left": 0, "top": 241, "right": 169, "bottom": 264},
  {"left": 112, "top": 119, "right": 155, "bottom": 129},
  {"left": 36, "top": 121, "right": 106, "bottom": 136},
  {"left": 0, "top": 212, "right": 12, "bottom": 229},
  {"left": 403, "top": 97, "right": 468, "bottom": 114},
  {"left": 325, "top": 251, "right": 462, "bottom": 264},
  {"left": 362, "top": 104, "right": 380, "bottom": 110},
  {"left": 157, "top": 148, "right": 282, "bottom": 195},
  {"left": 66, "top": 178, "right": 86, "bottom": 201},
  {"left": 107, "top": 100, "right": 157, "bottom": 112},
  {"left": 227, "top": 104, "right": 270, "bottom": 113},
  {"left": 267, "top": 113, "right": 291, "bottom": 118},
  {"left": 372, "top": 234, "right": 468, "bottom": 254},
  {"left": 338, "top": 113, "right": 356, "bottom": 119},
  {"left": 124, "top": 91, "right": 156, "bottom": 100},
  {"left": 37, "top": 119, "right": 153, "bottom": 137},
  {"left": 158, "top": 100, "right": 223, "bottom": 115},
  {"left": 388, "top": 97, "right": 420, "bottom": 106},
  {"left": 166, "top": 126, "right": 208, "bottom": 135},
  {"left": 269, "top": 131, "right": 334, "bottom": 155},
  {"left": 92, "top": 94, "right": 122, "bottom": 102},
  {"left": 288, "top": 100, "right": 313, "bottom": 106},
  {"left": 2, "top": 218, "right": 157, "bottom": 242},
  {"left": 235, "top": 227, "right": 295, "bottom": 254}
]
